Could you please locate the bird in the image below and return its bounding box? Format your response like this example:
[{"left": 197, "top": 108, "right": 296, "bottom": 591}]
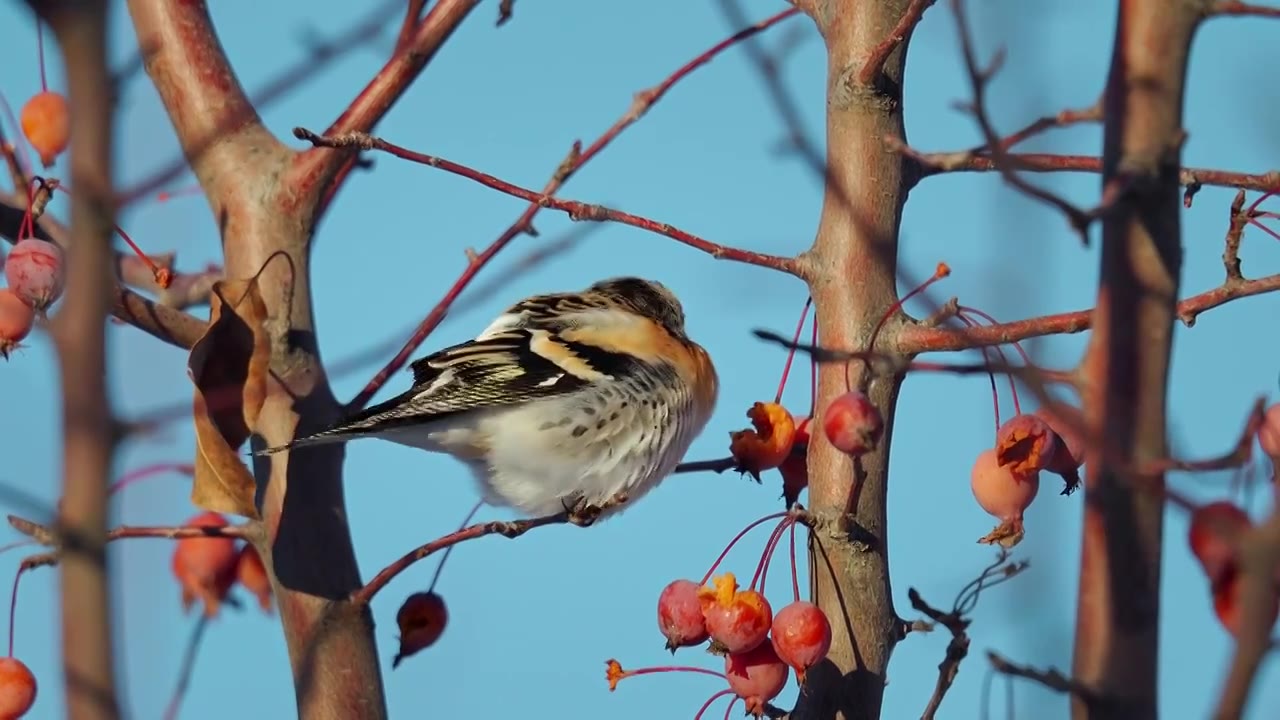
[{"left": 257, "top": 276, "right": 719, "bottom": 523}]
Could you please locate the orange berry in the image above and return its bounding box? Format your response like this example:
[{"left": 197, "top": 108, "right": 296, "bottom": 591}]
[
  {"left": 169, "top": 511, "right": 238, "bottom": 618},
  {"left": 235, "top": 544, "right": 272, "bottom": 613},
  {"left": 697, "top": 573, "right": 772, "bottom": 654},
  {"left": 729, "top": 402, "right": 796, "bottom": 478},
  {"left": 0, "top": 290, "right": 35, "bottom": 360},
  {"left": 0, "top": 657, "right": 37, "bottom": 719},
  {"left": 19, "top": 92, "right": 70, "bottom": 168}
]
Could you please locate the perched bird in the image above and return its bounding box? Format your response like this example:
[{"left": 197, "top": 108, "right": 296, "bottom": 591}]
[{"left": 259, "top": 277, "right": 719, "bottom": 522}]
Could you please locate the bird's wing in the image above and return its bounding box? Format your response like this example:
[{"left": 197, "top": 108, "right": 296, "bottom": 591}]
[{"left": 472, "top": 290, "right": 619, "bottom": 340}]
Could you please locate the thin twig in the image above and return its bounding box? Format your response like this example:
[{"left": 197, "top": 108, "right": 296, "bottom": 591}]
[
  {"left": 858, "top": 0, "right": 936, "bottom": 85},
  {"left": 987, "top": 651, "right": 1100, "bottom": 704}
]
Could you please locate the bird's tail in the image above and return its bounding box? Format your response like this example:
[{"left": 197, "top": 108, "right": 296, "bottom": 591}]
[{"left": 253, "top": 427, "right": 365, "bottom": 456}]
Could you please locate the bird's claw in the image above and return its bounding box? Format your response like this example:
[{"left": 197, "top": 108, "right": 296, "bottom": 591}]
[
  {"left": 562, "top": 492, "right": 629, "bottom": 527},
  {"left": 492, "top": 521, "right": 524, "bottom": 538}
]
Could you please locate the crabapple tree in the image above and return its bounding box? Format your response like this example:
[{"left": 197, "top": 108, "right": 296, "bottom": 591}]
[{"left": 1, "top": 1, "right": 1280, "bottom": 720}]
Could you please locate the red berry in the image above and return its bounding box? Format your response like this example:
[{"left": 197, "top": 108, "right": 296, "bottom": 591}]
[
  {"left": 1258, "top": 403, "right": 1280, "bottom": 458},
  {"left": 770, "top": 601, "right": 831, "bottom": 682},
  {"left": 1188, "top": 501, "right": 1251, "bottom": 588},
  {"left": 19, "top": 91, "right": 70, "bottom": 168},
  {"left": 724, "top": 640, "right": 789, "bottom": 717},
  {"left": 994, "top": 414, "right": 1060, "bottom": 480},
  {"left": 4, "top": 239, "right": 65, "bottom": 311},
  {"left": 170, "top": 511, "right": 238, "bottom": 618},
  {"left": 657, "top": 579, "right": 708, "bottom": 652},
  {"left": 822, "top": 391, "right": 883, "bottom": 455},
  {"left": 698, "top": 573, "right": 772, "bottom": 654},
  {"left": 778, "top": 452, "right": 808, "bottom": 509},
  {"left": 393, "top": 591, "right": 448, "bottom": 668},
  {"left": 1032, "top": 404, "right": 1086, "bottom": 469},
  {"left": 792, "top": 415, "right": 812, "bottom": 447},
  {"left": 235, "top": 544, "right": 272, "bottom": 613},
  {"left": 1212, "top": 569, "right": 1280, "bottom": 638},
  {"left": 0, "top": 657, "right": 37, "bottom": 719},
  {"left": 0, "top": 290, "right": 35, "bottom": 360}
]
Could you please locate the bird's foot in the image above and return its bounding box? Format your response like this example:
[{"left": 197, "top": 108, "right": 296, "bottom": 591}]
[
  {"left": 491, "top": 521, "right": 525, "bottom": 538},
  {"left": 562, "top": 492, "right": 629, "bottom": 527}
]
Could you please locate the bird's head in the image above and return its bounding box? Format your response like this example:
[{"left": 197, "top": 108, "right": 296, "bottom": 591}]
[{"left": 588, "top": 276, "right": 688, "bottom": 340}]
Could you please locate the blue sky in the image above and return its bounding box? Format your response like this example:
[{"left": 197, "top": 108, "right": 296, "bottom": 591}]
[{"left": 1, "top": 0, "right": 1279, "bottom": 718}]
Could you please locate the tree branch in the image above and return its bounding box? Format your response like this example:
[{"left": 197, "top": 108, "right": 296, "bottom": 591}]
[
  {"left": 894, "top": 272, "right": 1280, "bottom": 353},
  {"left": 287, "top": 0, "right": 481, "bottom": 213},
  {"left": 888, "top": 136, "right": 1280, "bottom": 194},
  {"left": 30, "top": 1, "right": 122, "bottom": 716},
  {"left": 857, "top": 0, "right": 936, "bottom": 85},
  {"left": 1069, "top": 1, "right": 1200, "bottom": 717},
  {"left": 342, "top": 6, "right": 801, "bottom": 411},
  {"left": 987, "top": 651, "right": 1101, "bottom": 704},
  {"left": 295, "top": 128, "right": 799, "bottom": 274},
  {"left": 1209, "top": 1, "right": 1280, "bottom": 18}
]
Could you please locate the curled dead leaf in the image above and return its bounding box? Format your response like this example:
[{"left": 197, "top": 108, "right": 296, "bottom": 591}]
[{"left": 187, "top": 277, "right": 270, "bottom": 519}]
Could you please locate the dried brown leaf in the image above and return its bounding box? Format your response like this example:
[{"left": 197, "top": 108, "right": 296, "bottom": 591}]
[{"left": 187, "top": 277, "right": 270, "bottom": 519}]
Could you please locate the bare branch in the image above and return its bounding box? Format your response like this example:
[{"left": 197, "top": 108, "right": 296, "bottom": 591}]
[
  {"left": 342, "top": 6, "right": 801, "bottom": 411},
  {"left": 1209, "top": 1, "right": 1280, "bottom": 18},
  {"left": 858, "top": 0, "right": 936, "bottom": 85},
  {"left": 987, "top": 651, "right": 1101, "bottom": 704},
  {"left": 29, "top": 1, "right": 122, "bottom": 716}
]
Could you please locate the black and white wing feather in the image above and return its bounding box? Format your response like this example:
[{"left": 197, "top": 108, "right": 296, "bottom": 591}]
[{"left": 257, "top": 324, "right": 638, "bottom": 454}]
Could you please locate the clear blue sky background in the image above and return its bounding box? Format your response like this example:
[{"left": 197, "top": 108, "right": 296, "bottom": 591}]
[{"left": 1, "top": 0, "right": 1278, "bottom": 718}]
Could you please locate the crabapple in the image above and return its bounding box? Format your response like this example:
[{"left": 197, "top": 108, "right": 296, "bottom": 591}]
[
  {"left": 170, "top": 511, "right": 238, "bottom": 618},
  {"left": 1258, "top": 403, "right": 1280, "bottom": 458},
  {"left": 235, "top": 544, "right": 272, "bottom": 613},
  {"left": 1188, "top": 501, "right": 1251, "bottom": 588},
  {"left": 657, "top": 579, "right": 708, "bottom": 652},
  {"left": 1032, "top": 404, "right": 1085, "bottom": 469},
  {"left": 995, "top": 414, "right": 1060, "bottom": 481},
  {"left": 0, "top": 657, "right": 36, "bottom": 719},
  {"left": 19, "top": 91, "right": 70, "bottom": 167},
  {"left": 393, "top": 591, "right": 448, "bottom": 668},
  {"left": 822, "top": 391, "right": 883, "bottom": 456},
  {"left": 1212, "top": 570, "right": 1280, "bottom": 639},
  {"left": 778, "top": 453, "right": 808, "bottom": 509},
  {"left": 971, "top": 448, "right": 1039, "bottom": 547},
  {"left": 770, "top": 601, "right": 831, "bottom": 682},
  {"left": 724, "top": 639, "right": 789, "bottom": 717},
  {"left": 4, "top": 239, "right": 65, "bottom": 310},
  {"left": 0, "top": 290, "right": 35, "bottom": 360},
  {"left": 698, "top": 573, "right": 772, "bottom": 654},
  {"left": 729, "top": 402, "right": 796, "bottom": 477}
]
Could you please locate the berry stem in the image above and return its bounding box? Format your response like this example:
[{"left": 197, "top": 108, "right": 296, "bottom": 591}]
[
  {"left": 162, "top": 615, "right": 211, "bottom": 720},
  {"left": 699, "top": 512, "right": 788, "bottom": 586},
  {"left": 958, "top": 305, "right": 1035, "bottom": 367},
  {"left": 6, "top": 567, "right": 22, "bottom": 657},
  {"left": 108, "top": 462, "right": 195, "bottom": 495},
  {"left": 35, "top": 15, "right": 48, "bottom": 92},
  {"left": 789, "top": 517, "right": 801, "bottom": 603},
  {"left": 721, "top": 695, "right": 740, "bottom": 720},
  {"left": 621, "top": 665, "right": 727, "bottom": 683},
  {"left": 809, "top": 320, "right": 819, "bottom": 415},
  {"left": 851, "top": 261, "right": 952, "bottom": 390},
  {"left": 693, "top": 689, "right": 734, "bottom": 720},
  {"left": 752, "top": 515, "right": 795, "bottom": 592},
  {"left": 113, "top": 222, "right": 170, "bottom": 287},
  {"left": 427, "top": 499, "right": 484, "bottom": 593},
  {"left": 957, "top": 309, "right": 1021, "bottom": 416},
  {"left": 954, "top": 313, "right": 1003, "bottom": 433},
  {"left": 774, "top": 297, "right": 813, "bottom": 404}
]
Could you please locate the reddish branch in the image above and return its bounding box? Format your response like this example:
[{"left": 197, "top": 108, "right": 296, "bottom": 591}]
[
  {"left": 858, "top": 0, "right": 936, "bottom": 85},
  {"left": 297, "top": 127, "right": 798, "bottom": 272},
  {"left": 29, "top": 1, "right": 122, "bottom": 717},
  {"left": 288, "top": 0, "right": 481, "bottom": 212},
  {"left": 978, "top": 100, "right": 1103, "bottom": 153},
  {"left": 889, "top": 136, "right": 1280, "bottom": 194},
  {"left": 340, "top": 6, "right": 802, "bottom": 411},
  {"left": 894, "top": 271, "right": 1280, "bottom": 353},
  {"left": 1210, "top": 1, "right": 1280, "bottom": 17}
]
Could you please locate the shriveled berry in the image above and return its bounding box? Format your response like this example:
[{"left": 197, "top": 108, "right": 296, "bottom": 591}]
[
  {"left": 170, "top": 511, "right": 238, "bottom": 618},
  {"left": 0, "top": 290, "right": 35, "bottom": 360},
  {"left": 1258, "top": 403, "right": 1280, "bottom": 458},
  {"left": 971, "top": 447, "right": 1039, "bottom": 547},
  {"left": 724, "top": 640, "right": 789, "bottom": 717},
  {"left": 778, "top": 452, "right": 808, "bottom": 509},
  {"left": 235, "top": 544, "right": 272, "bottom": 613},
  {"left": 822, "top": 391, "right": 883, "bottom": 455},
  {"left": 698, "top": 573, "right": 772, "bottom": 654},
  {"left": 657, "top": 579, "right": 708, "bottom": 652},
  {"left": 20, "top": 91, "right": 70, "bottom": 167},
  {"left": 0, "top": 657, "right": 36, "bottom": 719},
  {"left": 995, "top": 414, "right": 1059, "bottom": 482},
  {"left": 4, "top": 239, "right": 65, "bottom": 311},
  {"left": 1033, "top": 403, "right": 1086, "bottom": 494},
  {"left": 729, "top": 402, "right": 797, "bottom": 478},
  {"left": 393, "top": 591, "right": 448, "bottom": 668},
  {"left": 1188, "top": 501, "right": 1251, "bottom": 589},
  {"left": 792, "top": 415, "right": 812, "bottom": 447},
  {"left": 770, "top": 601, "right": 831, "bottom": 683}
]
